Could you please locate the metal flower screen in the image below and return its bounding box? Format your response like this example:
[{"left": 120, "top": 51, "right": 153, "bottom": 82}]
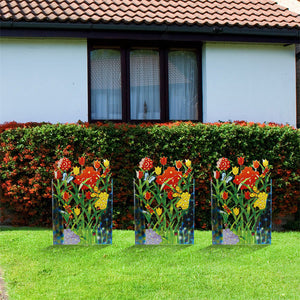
[
  {"left": 134, "top": 157, "right": 194, "bottom": 245},
  {"left": 52, "top": 157, "right": 112, "bottom": 245},
  {"left": 211, "top": 157, "right": 272, "bottom": 245}
]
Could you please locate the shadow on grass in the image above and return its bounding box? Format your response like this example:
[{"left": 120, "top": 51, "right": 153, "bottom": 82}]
[
  {"left": 44, "top": 244, "right": 111, "bottom": 251},
  {"left": 198, "top": 244, "right": 269, "bottom": 257},
  {"left": 125, "top": 244, "right": 192, "bottom": 253},
  {"left": 0, "top": 226, "right": 50, "bottom": 231}
]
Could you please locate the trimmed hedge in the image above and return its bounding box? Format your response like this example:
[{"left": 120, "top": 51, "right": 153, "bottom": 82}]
[{"left": 0, "top": 121, "right": 299, "bottom": 229}]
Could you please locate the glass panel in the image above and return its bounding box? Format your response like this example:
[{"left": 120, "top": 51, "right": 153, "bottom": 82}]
[
  {"left": 52, "top": 158, "right": 113, "bottom": 245},
  {"left": 130, "top": 50, "right": 160, "bottom": 120},
  {"left": 90, "top": 49, "right": 122, "bottom": 120},
  {"left": 211, "top": 158, "right": 272, "bottom": 245},
  {"left": 134, "top": 158, "right": 195, "bottom": 245},
  {"left": 168, "top": 51, "right": 198, "bottom": 120}
]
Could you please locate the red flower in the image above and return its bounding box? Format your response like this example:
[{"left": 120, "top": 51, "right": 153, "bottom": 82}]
[
  {"left": 73, "top": 167, "right": 100, "bottom": 190},
  {"left": 85, "top": 191, "right": 92, "bottom": 200},
  {"left": 244, "top": 191, "right": 251, "bottom": 200},
  {"left": 253, "top": 160, "right": 260, "bottom": 169},
  {"left": 160, "top": 157, "right": 167, "bottom": 166},
  {"left": 54, "top": 170, "right": 62, "bottom": 179},
  {"left": 139, "top": 157, "right": 153, "bottom": 171},
  {"left": 136, "top": 171, "right": 143, "bottom": 179},
  {"left": 57, "top": 157, "right": 71, "bottom": 171},
  {"left": 233, "top": 167, "right": 259, "bottom": 190},
  {"left": 222, "top": 191, "right": 228, "bottom": 200},
  {"left": 175, "top": 160, "right": 182, "bottom": 169},
  {"left": 237, "top": 157, "right": 245, "bottom": 166},
  {"left": 156, "top": 167, "right": 182, "bottom": 190},
  {"left": 184, "top": 167, "right": 192, "bottom": 177},
  {"left": 217, "top": 157, "right": 230, "bottom": 171},
  {"left": 78, "top": 156, "right": 85, "bottom": 166},
  {"left": 94, "top": 160, "right": 101, "bottom": 169},
  {"left": 144, "top": 191, "right": 152, "bottom": 200},
  {"left": 63, "top": 191, "right": 71, "bottom": 202},
  {"left": 214, "top": 171, "right": 220, "bottom": 180},
  {"left": 167, "top": 191, "right": 173, "bottom": 200}
]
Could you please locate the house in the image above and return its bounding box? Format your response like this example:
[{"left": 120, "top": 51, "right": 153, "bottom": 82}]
[
  {"left": 276, "top": 0, "right": 300, "bottom": 127},
  {"left": 0, "top": 0, "right": 299, "bottom": 126}
]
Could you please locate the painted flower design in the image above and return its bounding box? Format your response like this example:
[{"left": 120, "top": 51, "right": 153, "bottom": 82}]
[
  {"left": 78, "top": 157, "right": 85, "bottom": 166},
  {"left": 73, "top": 166, "right": 80, "bottom": 175},
  {"left": 57, "top": 157, "right": 72, "bottom": 171},
  {"left": 160, "top": 157, "right": 167, "bottom": 166},
  {"left": 176, "top": 192, "right": 190, "bottom": 210},
  {"left": 73, "top": 167, "right": 101, "bottom": 190},
  {"left": 156, "top": 167, "right": 182, "bottom": 190},
  {"left": 237, "top": 157, "right": 245, "bottom": 166},
  {"left": 155, "top": 166, "right": 162, "bottom": 175},
  {"left": 223, "top": 204, "right": 231, "bottom": 214},
  {"left": 232, "top": 167, "right": 239, "bottom": 175},
  {"left": 253, "top": 192, "right": 268, "bottom": 210},
  {"left": 156, "top": 208, "right": 162, "bottom": 216},
  {"left": 175, "top": 160, "right": 183, "bottom": 169},
  {"left": 185, "top": 159, "right": 192, "bottom": 167},
  {"left": 217, "top": 157, "right": 230, "bottom": 171},
  {"left": 233, "top": 207, "right": 239, "bottom": 216},
  {"left": 139, "top": 157, "right": 153, "bottom": 171},
  {"left": 233, "top": 166, "right": 259, "bottom": 190},
  {"left": 103, "top": 159, "right": 110, "bottom": 168},
  {"left": 94, "top": 160, "right": 101, "bottom": 169},
  {"left": 92, "top": 187, "right": 109, "bottom": 210},
  {"left": 74, "top": 207, "right": 81, "bottom": 216},
  {"left": 253, "top": 160, "right": 260, "bottom": 169}
]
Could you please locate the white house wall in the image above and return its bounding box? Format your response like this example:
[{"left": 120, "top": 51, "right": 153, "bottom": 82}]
[
  {"left": 0, "top": 38, "right": 297, "bottom": 126},
  {"left": 202, "top": 42, "right": 296, "bottom": 126},
  {"left": 0, "top": 38, "right": 88, "bottom": 123}
]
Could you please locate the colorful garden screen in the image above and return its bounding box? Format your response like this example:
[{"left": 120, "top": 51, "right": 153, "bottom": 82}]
[
  {"left": 52, "top": 157, "right": 113, "bottom": 245},
  {"left": 135, "top": 157, "right": 194, "bottom": 245},
  {"left": 211, "top": 157, "right": 272, "bottom": 245}
]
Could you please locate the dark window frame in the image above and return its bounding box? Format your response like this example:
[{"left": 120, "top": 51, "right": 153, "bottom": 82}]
[{"left": 88, "top": 40, "right": 203, "bottom": 123}]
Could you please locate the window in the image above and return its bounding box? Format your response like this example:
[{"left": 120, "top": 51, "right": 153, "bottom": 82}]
[{"left": 89, "top": 44, "right": 202, "bottom": 122}]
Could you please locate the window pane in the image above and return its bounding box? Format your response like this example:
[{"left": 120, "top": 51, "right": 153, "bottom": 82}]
[
  {"left": 168, "top": 51, "right": 198, "bottom": 120},
  {"left": 90, "top": 49, "right": 122, "bottom": 120},
  {"left": 130, "top": 50, "right": 160, "bottom": 120}
]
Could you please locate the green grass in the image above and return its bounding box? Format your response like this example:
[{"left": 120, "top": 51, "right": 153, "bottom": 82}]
[{"left": 0, "top": 228, "right": 299, "bottom": 300}]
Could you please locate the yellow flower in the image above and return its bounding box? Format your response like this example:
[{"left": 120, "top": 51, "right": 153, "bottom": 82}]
[
  {"left": 92, "top": 186, "right": 109, "bottom": 210},
  {"left": 74, "top": 207, "right": 81, "bottom": 216},
  {"left": 232, "top": 166, "right": 239, "bottom": 175},
  {"left": 250, "top": 186, "right": 259, "bottom": 198},
  {"left": 155, "top": 166, "right": 162, "bottom": 175},
  {"left": 263, "top": 159, "right": 269, "bottom": 168},
  {"left": 185, "top": 159, "right": 191, "bottom": 167},
  {"left": 254, "top": 192, "right": 268, "bottom": 210},
  {"left": 233, "top": 207, "right": 239, "bottom": 216},
  {"left": 156, "top": 208, "right": 162, "bottom": 216},
  {"left": 73, "top": 166, "right": 80, "bottom": 175},
  {"left": 103, "top": 159, "right": 110, "bottom": 168},
  {"left": 175, "top": 186, "right": 182, "bottom": 193},
  {"left": 176, "top": 192, "right": 190, "bottom": 210}
]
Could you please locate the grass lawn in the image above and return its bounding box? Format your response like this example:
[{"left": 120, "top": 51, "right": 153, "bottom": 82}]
[{"left": 0, "top": 228, "right": 299, "bottom": 300}]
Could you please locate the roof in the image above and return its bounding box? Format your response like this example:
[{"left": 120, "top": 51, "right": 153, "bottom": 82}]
[{"left": 1, "top": 0, "right": 300, "bottom": 30}]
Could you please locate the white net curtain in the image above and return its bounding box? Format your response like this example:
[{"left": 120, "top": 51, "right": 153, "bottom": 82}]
[{"left": 90, "top": 48, "right": 198, "bottom": 121}]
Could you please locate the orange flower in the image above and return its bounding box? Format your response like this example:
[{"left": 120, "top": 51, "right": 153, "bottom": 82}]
[
  {"left": 233, "top": 166, "right": 259, "bottom": 190},
  {"left": 63, "top": 191, "right": 71, "bottom": 202},
  {"left": 156, "top": 167, "right": 182, "bottom": 190},
  {"left": 237, "top": 157, "right": 245, "bottom": 166},
  {"left": 160, "top": 157, "right": 167, "bottom": 166},
  {"left": 175, "top": 160, "right": 183, "bottom": 169},
  {"left": 73, "top": 167, "right": 100, "bottom": 190},
  {"left": 94, "top": 160, "right": 101, "bottom": 169},
  {"left": 223, "top": 204, "right": 231, "bottom": 214},
  {"left": 222, "top": 191, "right": 228, "bottom": 200},
  {"left": 144, "top": 191, "right": 152, "bottom": 200},
  {"left": 253, "top": 160, "right": 260, "bottom": 169},
  {"left": 78, "top": 156, "right": 85, "bottom": 166}
]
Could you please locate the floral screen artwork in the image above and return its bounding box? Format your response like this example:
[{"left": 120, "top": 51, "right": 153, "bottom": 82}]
[
  {"left": 52, "top": 157, "right": 113, "bottom": 245},
  {"left": 134, "top": 157, "right": 195, "bottom": 245},
  {"left": 211, "top": 157, "right": 272, "bottom": 245}
]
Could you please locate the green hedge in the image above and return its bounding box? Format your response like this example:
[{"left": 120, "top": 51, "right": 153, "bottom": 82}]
[{"left": 0, "top": 121, "right": 299, "bottom": 229}]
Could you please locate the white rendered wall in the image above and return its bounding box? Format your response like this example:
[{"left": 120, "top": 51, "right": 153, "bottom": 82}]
[
  {"left": 202, "top": 42, "right": 296, "bottom": 126},
  {"left": 0, "top": 38, "right": 88, "bottom": 123}
]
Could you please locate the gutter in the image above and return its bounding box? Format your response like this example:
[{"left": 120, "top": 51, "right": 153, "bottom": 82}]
[{"left": 1, "top": 20, "right": 299, "bottom": 42}]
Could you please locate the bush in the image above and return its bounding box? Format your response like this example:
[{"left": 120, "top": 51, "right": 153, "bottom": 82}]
[{"left": 0, "top": 121, "right": 299, "bottom": 229}]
